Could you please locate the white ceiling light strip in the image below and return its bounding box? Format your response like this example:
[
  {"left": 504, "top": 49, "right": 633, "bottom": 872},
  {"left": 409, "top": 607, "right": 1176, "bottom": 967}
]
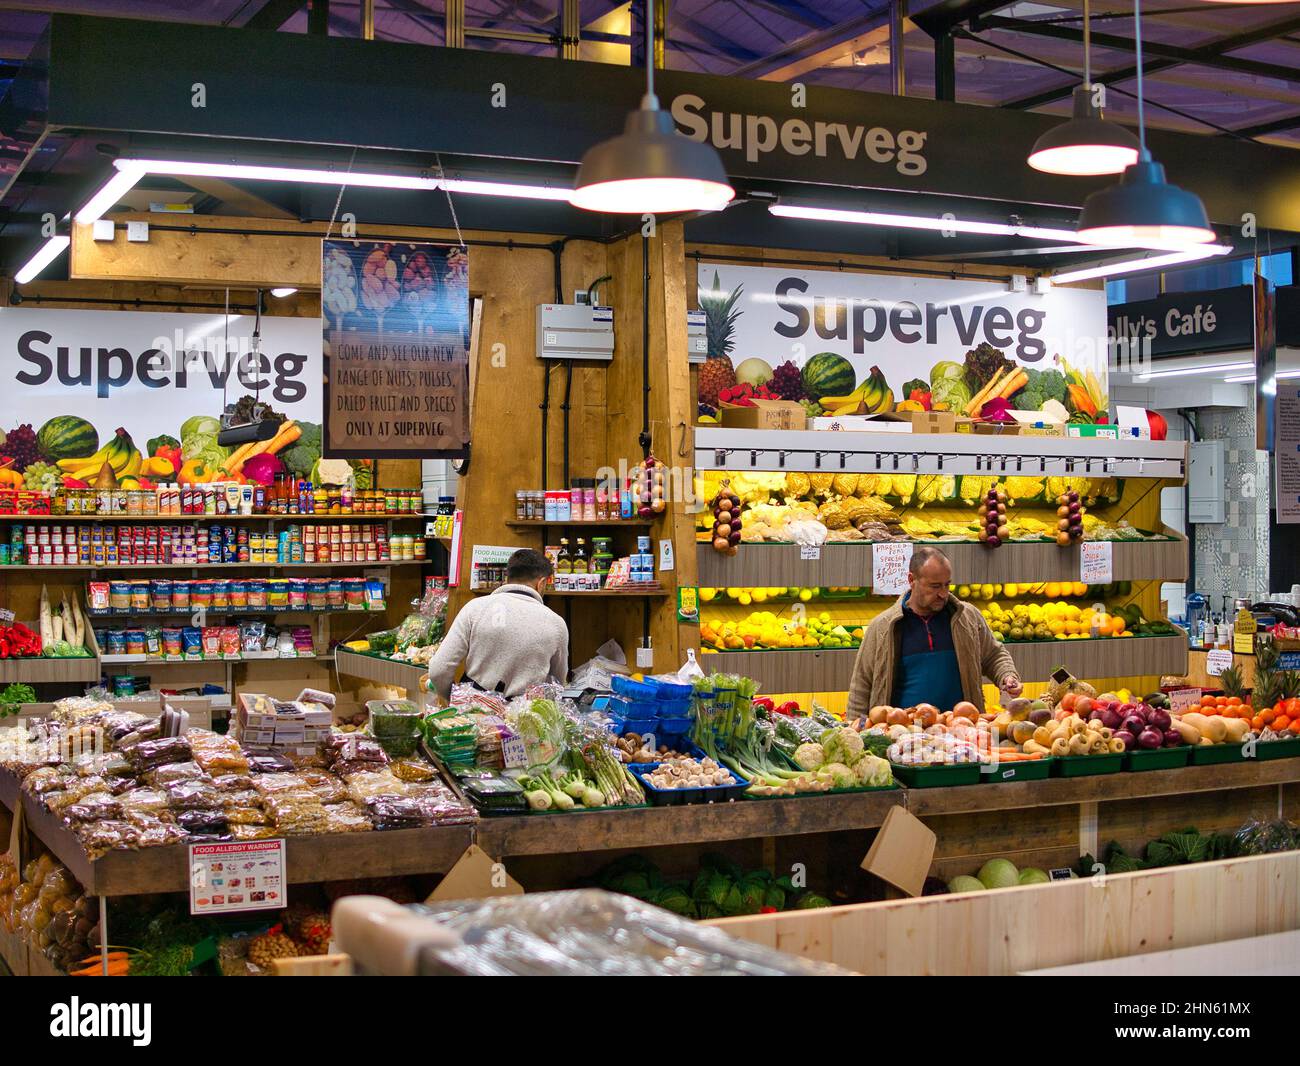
[
  {"left": 1050, "top": 245, "right": 1230, "bottom": 284},
  {"left": 14, "top": 236, "right": 71, "bottom": 284}
]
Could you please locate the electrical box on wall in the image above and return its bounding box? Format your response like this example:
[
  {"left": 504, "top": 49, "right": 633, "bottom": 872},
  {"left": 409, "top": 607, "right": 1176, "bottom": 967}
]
[
  {"left": 1189, "top": 439, "right": 1226, "bottom": 524},
  {"left": 536, "top": 303, "right": 614, "bottom": 361},
  {"left": 687, "top": 310, "right": 707, "bottom": 365}
]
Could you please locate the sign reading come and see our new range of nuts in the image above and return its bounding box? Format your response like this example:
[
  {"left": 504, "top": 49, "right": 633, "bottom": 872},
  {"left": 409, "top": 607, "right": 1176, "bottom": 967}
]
[{"left": 322, "top": 240, "right": 470, "bottom": 460}]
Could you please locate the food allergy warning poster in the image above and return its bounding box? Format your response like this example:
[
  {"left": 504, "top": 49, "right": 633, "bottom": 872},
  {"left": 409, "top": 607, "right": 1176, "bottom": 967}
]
[
  {"left": 322, "top": 240, "right": 470, "bottom": 459},
  {"left": 189, "top": 839, "right": 285, "bottom": 916}
]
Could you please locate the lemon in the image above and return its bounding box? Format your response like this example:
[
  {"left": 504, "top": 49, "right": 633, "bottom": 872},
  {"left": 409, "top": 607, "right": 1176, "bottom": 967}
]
[
  {"left": 726, "top": 587, "right": 742, "bottom": 599},
  {"left": 1045, "top": 582, "right": 1060, "bottom": 599},
  {"left": 799, "top": 589, "right": 812, "bottom": 602},
  {"left": 738, "top": 592, "right": 752, "bottom": 605},
  {"left": 957, "top": 585, "right": 972, "bottom": 599},
  {"left": 981, "top": 584, "right": 996, "bottom": 601},
  {"left": 700, "top": 588, "right": 717, "bottom": 602},
  {"left": 819, "top": 612, "right": 831, "bottom": 623},
  {"left": 1003, "top": 583, "right": 1018, "bottom": 598}
]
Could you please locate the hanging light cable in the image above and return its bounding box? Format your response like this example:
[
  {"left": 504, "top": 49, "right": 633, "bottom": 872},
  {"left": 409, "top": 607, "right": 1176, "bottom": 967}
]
[
  {"left": 1027, "top": 0, "right": 1139, "bottom": 176},
  {"left": 1076, "top": 0, "right": 1215, "bottom": 247},
  {"left": 569, "top": 2, "right": 734, "bottom": 213}
]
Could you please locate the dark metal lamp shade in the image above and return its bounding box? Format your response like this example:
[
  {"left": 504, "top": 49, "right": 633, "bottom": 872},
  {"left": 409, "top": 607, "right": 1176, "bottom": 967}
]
[
  {"left": 1028, "top": 87, "right": 1140, "bottom": 176},
  {"left": 1076, "top": 158, "right": 1216, "bottom": 247},
  {"left": 570, "top": 101, "right": 735, "bottom": 214}
]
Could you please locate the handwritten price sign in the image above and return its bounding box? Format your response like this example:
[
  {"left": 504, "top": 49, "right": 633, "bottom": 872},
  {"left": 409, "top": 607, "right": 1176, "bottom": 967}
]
[{"left": 872, "top": 542, "right": 913, "bottom": 596}]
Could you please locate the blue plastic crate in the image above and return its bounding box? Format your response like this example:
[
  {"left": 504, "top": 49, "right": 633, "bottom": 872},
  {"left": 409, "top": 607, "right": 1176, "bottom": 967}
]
[
  {"left": 656, "top": 715, "right": 694, "bottom": 738},
  {"left": 622, "top": 716, "right": 658, "bottom": 736},
  {"left": 611, "top": 676, "right": 659, "bottom": 701},
  {"left": 648, "top": 679, "right": 694, "bottom": 701},
  {"left": 656, "top": 697, "right": 691, "bottom": 718}
]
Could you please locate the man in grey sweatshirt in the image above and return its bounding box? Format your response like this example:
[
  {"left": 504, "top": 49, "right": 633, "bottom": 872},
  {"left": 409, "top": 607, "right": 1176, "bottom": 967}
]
[{"left": 425, "top": 548, "right": 569, "bottom": 701}]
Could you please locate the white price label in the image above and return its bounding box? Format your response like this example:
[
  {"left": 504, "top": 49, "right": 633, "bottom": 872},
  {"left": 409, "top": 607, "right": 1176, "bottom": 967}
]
[
  {"left": 1168, "top": 687, "right": 1202, "bottom": 711},
  {"left": 1205, "top": 648, "right": 1233, "bottom": 677},
  {"left": 1079, "top": 541, "right": 1112, "bottom": 584},
  {"left": 871, "top": 542, "right": 913, "bottom": 595},
  {"left": 799, "top": 544, "right": 821, "bottom": 561}
]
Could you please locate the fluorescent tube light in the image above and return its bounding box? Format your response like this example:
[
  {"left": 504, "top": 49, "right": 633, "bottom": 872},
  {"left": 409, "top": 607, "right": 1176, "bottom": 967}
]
[
  {"left": 1050, "top": 245, "right": 1229, "bottom": 284},
  {"left": 116, "top": 159, "right": 571, "bottom": 201},
  {"left": 769, "top": 203, "right": 1079, "bottom": 242},
  {"left": 270, "top": 288, "right": 298, "bottom": 298},
  {"left": 75, "top": 164, "right": 146, "bottom": 224},
  {"left": 1225, "top": 369, "right": 1300, "bottom": 383},
  {"left": 14, "top": 236, "right": 71, "bottom": 284},
  {"left": 1134, "top": 361, "right": 1253, "bottom": 380}
]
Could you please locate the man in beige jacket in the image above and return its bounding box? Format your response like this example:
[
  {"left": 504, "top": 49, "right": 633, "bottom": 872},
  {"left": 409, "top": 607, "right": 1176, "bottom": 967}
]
[{"left": 847, "top": 546, "right": 1020, "bottom": 721}]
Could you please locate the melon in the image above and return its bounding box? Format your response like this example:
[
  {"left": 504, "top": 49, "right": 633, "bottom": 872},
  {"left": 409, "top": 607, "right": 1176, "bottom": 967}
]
[
  {"left": 947, "top": 875, "right": 985, "bottom": 893},
  {"left": 37, "top": 416, "right": 98, "bottom": 461},
  {"left": 800, "top": 352, "right": 856, "bottom": 402},
  {"left": 977, "top": 858, "right": 1020, "bottom": 890},
  {"left": 734, "top": 358, "right": 773, "bottom": 387}
]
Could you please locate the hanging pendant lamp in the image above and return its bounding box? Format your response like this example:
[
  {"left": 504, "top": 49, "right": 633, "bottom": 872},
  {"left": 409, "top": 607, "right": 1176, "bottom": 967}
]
[
  {"left": 570, "top": 5, "right": 734, "bottom": 213},
  {"left": 1076, "top": 0, "right": 1215, "bottom": 247},
  {"left": 1028, "top": 0, "right": 1138, "bottom": 176}
]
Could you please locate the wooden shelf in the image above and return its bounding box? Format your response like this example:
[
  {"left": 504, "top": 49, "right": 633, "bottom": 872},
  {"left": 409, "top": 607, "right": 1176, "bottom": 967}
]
[
  {"left": 5, "top": 788, "right": 471, "bottom": 896},
  {"left": 505, "top": 519, "right": 655, "bottom": 529},
  {"left": 2, "top": 513, "right": 426, "bottom": 523},
  {"left": 334, "top": 647, "right": 428, "bottom": 689},
  {"left": 0, "top": 561, "right": 425, "bottom": 572},
  {"left": 698, "top": 534, "right": 1188, "bottom": 588},
  {"left": 702, "top": 629, "right": 1188, "bottom": 692},
  {"left": 0, "top": 656, "right": 99, "bottom": 684},
  {"left": 904, "top": 757, "right": 1300, "bottom": 817},
  {"left": 479, "top": 789, "right": 905, "bottom": 856}
]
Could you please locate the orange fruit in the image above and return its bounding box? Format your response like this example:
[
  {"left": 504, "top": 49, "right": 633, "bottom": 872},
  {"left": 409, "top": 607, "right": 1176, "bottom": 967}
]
[
  {"left": 1275, "top": 715, "right": 1292, "bottom": 732},
  {"left": 1227, "top": 696, "right": 1243, "bottom": 707},
  {"left": 1201, "top": 695, "right": 1217, "bottom": 708},
  {"left": 1252, "top": 715, "right": 1266, "bottom": 731},
  {"left": 1261, "top": 708, "right": 1277, "bottom": 724},
  {"left": 1289, "top": 720, "right": 1300, "bottom": 735},
  {"left": 1216, "top": 696, "right": 1230, "bottom": 707}
]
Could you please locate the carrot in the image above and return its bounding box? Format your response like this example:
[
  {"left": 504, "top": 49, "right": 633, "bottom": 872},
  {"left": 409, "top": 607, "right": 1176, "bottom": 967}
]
[
  {"left": 265, "top": 421, "right": 302, "bottom": 455},
  {"left": 228, "top": 420, "right": 298, "bottom": 475},
  {"left": 220, "top": 441, "right": 259, "bottom": 473},
  {"left": 1067, "top": 383, "right": 1097, "bottom": 417},
  {"left": 997, "top": 369, "right": 1028, "bottom": 400},
  {"left": 965, "top": 367, "right": 1009, "bottom": 416},
  {"left": 77, "top": 951, "right": 131, "bottom": 964}
]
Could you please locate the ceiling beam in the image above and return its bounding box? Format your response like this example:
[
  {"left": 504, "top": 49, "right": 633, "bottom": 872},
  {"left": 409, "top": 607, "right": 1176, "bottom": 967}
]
[
  {"left": 911, "top": 0, "right": 1013, "bottom": 38},
  {"left": 983, "top": 14, "right": 1300, "bottom": 83},
  {"left": 998, "top": 11, "right": 1300, "bottom": 109},
  {"left": 1225, "top": 112, "right": 1300, "bottom": 139},
  {"left": 742, "top": 14, "right": 901, "bottom": 82},
  {"left": 243, "top": 0, "right": 308, "bottom": 31}
]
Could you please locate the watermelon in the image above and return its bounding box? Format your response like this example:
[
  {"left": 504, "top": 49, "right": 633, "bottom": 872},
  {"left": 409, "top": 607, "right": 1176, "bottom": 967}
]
[
  {"left": 36, "top": 416, "right": 98, "bottom": 461},
  {"left": 800, "top": 352, "right": 856, "bottom": 403}
]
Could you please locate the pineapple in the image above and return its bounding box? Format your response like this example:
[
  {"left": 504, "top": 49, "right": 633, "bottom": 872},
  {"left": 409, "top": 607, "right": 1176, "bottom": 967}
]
[
  {"left": 1255, "top": 642, "right": 1280, "bottom": 675},
  {"left": 1281, "top": 669, "right": 1300, "bottom": 701},
  {"left": 1217, "top": 664, "right": 1245, "bottom": 700},
  {"left": 1251, "top": 670, "right": 1283, "bottom": 714},
  {"left": 698, "top": 271, "right": 740, "bottom": 406}
]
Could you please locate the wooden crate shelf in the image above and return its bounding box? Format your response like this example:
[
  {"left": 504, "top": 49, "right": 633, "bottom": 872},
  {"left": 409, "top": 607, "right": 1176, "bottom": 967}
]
[
  {"left": 702, "top": 629, "right": 1187, "bottom": 693},
  {"left": 334, "top": 647, "right": 428, "bottom": 690},
  {"left": 698, "top": 532, "right": 1188, "bottom": 588}
]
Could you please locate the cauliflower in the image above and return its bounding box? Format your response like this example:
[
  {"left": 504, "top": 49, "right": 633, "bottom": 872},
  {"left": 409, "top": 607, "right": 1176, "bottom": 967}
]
[
  {"left": 821, "top": 727, "right": 864, "bottom": 766},
  {"left": 793, "top": 742, "right": 825, "bottom": 771},
  {"left": 821, "top": 762, "right": 857, "bottom": 789},
  {"left": 854, "top": 753, "right": 894, "bottom": 788}
]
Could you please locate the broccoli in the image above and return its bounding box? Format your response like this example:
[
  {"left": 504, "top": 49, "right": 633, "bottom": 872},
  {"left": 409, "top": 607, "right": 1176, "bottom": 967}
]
[
  {"left": 280, "top": 421, "right": 321, "bottom": 478},
  {"left": 1036, "top": 368, "right": 1069, "bottom": 404}
]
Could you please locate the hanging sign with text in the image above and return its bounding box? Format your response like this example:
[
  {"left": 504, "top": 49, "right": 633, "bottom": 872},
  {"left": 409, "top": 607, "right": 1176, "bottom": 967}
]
[
  {"left": 1079, "top": 541, "right": 1113, "bottom": 585},
  {"left": 322, "top": 240, "right": 469, "bottom": 459}
]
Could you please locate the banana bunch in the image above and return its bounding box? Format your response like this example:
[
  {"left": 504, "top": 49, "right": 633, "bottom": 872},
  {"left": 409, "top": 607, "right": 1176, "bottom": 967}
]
[
  {"left": 57, "top": 428, "right": 141, "bottom": 482},
  {"left": 819, "top": 366, "right": 894, "bottom": 416}
]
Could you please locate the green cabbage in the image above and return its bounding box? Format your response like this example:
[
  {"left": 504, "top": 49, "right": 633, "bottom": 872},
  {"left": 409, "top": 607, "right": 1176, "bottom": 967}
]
[
  {"left": 181, "top": 431, "right": 230, "bottom": 468},
  {"left": 930, "top": 375, "right": 972, "bottom": 413},
  {"left": 180, "top": 415, "right": 221, "bottom": 440},
  {"left": 929, "top": 360, "right": 966, "bottom": 384}
]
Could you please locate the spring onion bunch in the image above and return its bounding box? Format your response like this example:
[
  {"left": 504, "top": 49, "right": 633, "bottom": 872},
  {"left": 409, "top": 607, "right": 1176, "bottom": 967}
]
[{"left": 691, "top": 673, "right": 802, "bottom": 788}]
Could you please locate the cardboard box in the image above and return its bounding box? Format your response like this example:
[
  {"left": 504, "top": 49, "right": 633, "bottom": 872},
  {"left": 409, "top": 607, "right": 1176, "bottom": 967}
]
[
  {"left": 809, "top": 415, "right": 912, "bottom": 434},
  {"left": 719, "top": 400, "right": 807, "bottom": 431},
  {"left": 860, "top": 806, "right": 936, "bottom": 898},
  {"left": 972, "top": 420, "right": 1022, "bottom": 436},
  {"left": 876, "top": 410, "right": 958, "bottom": 434}
]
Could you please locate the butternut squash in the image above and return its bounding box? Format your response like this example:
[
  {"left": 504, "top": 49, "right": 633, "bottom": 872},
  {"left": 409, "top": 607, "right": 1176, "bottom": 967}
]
[
  {"left": 1203, "top": 716, "right": 1228, "bottom": 744},
  {"left": 1171, "top": 717, "right": 1201, "bottom": 745},
  {"left": 1223, "top": 718, "right": 1249, "bottom": 743}
]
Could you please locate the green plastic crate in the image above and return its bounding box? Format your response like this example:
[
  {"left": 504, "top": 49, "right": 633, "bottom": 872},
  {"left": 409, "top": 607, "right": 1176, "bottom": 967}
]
[
  {"left": 1124, "top": 746, "right": 1191, "bottom": 772},
  {"left": 1190, "top": 744, "right": 1246, "bottom": 766},
  {"left": 891, "top": 762, "right": 982, "bottom": 788},
  {"left": 1050, "top": 752, "right": 1125, "bottom": 777},
  {"left": 981, "top": 757, "right": 1053, "bottom": 783},
  {"left": 1254, "top": 738, "right": 1300, "bottom": 761}
]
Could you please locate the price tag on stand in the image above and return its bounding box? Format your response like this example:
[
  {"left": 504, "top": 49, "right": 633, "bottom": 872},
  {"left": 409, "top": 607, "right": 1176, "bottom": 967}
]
[
  {"left": 1168, "top": 687, "right": 1202, "bottom": 711},
  {"left": 1205, "top": 648, "right": 1233, "bottom": 678},
  {"left": 799, "top": 544, "right": 821, "bottom": 561},
  {"left": 189, "top": 840, "right": 285, "bottom": 916},
  {"left": 1078, "top": 541, "right": 1112, "bottom": 585},
  {"left": 871, "top": 542, "right": 913, "bottom": 595}
]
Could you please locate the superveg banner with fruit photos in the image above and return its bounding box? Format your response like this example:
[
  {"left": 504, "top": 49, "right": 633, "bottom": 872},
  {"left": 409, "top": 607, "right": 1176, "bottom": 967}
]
[
  {"left": 0, "top": 306, "right": 329, "bottom": 494},
  {"left": 695, "top": 263, "right": 1109, "bottom": 422}
]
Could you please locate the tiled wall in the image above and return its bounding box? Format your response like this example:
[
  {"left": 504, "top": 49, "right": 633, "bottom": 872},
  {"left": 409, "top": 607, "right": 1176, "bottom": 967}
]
[
  {"left": 1156, "top": 410, "right": 1188, "bottom": 619},
  {"left": 1188, "top": 406, "right": 1271, "bottom": 611}
]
